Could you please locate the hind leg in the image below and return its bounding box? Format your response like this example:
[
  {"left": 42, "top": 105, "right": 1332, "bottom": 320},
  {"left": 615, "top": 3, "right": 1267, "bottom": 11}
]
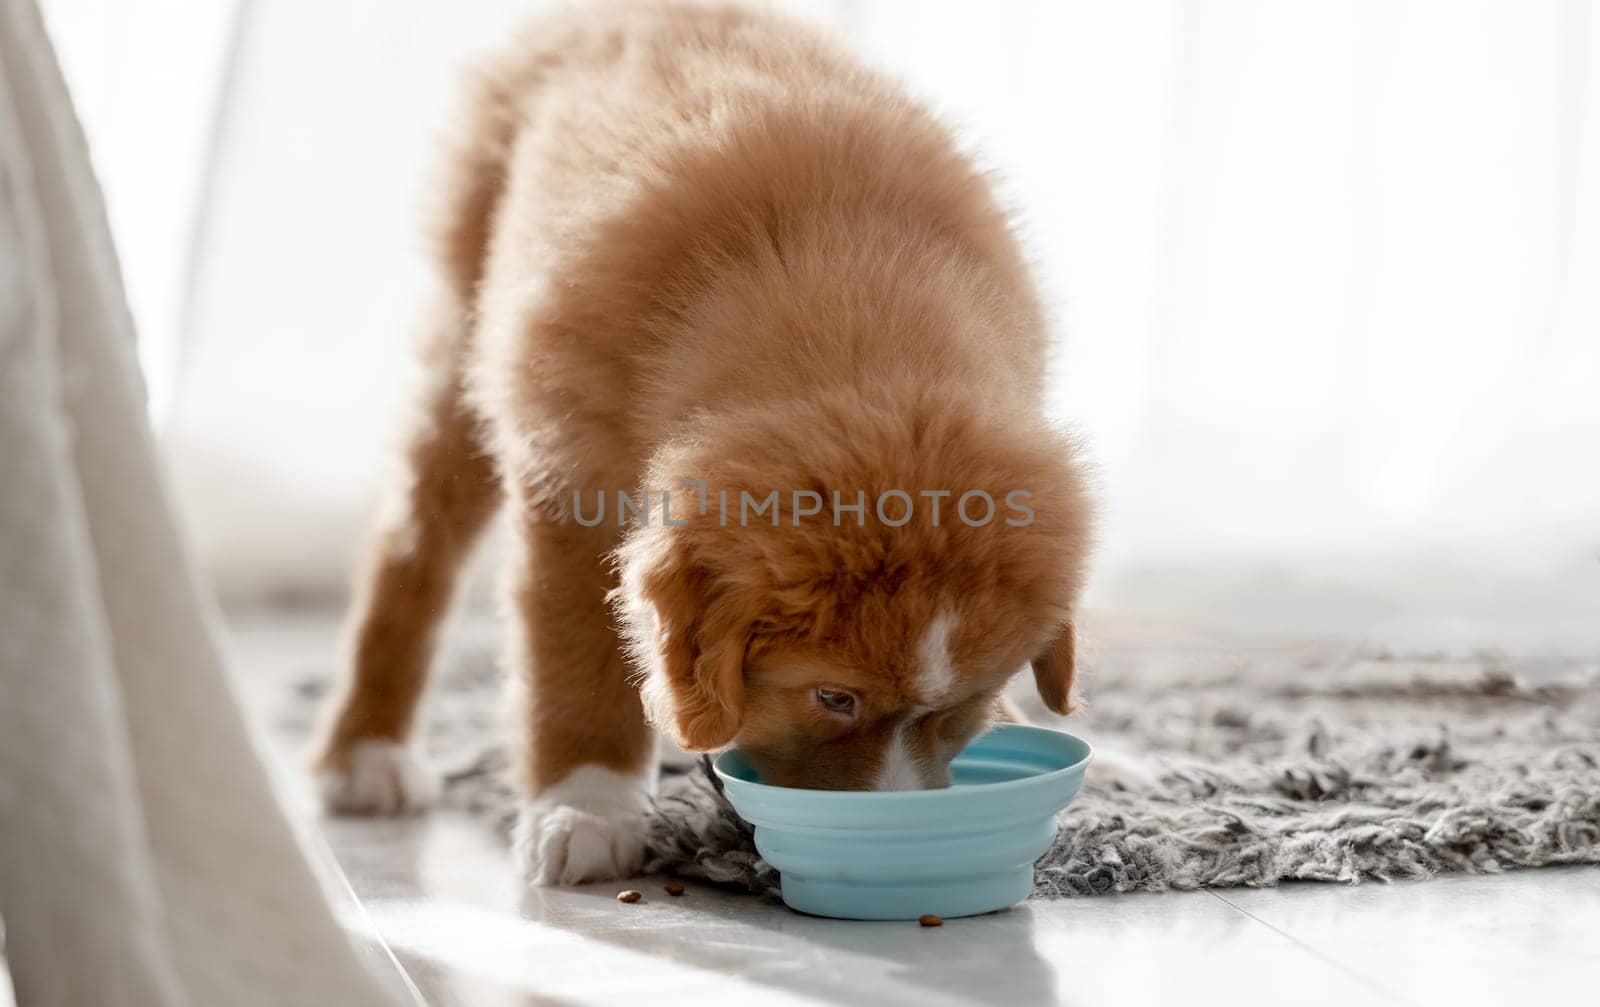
[{"left": 311, "top": 306, "right": 501, "bottom": 814}]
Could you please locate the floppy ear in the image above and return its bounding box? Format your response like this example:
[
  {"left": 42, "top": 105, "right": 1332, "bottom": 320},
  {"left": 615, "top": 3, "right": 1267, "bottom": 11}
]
[
  {"left": 1030, "top": 621, "right": 1078, "bottom": 715},
  {"left": 617, "top": 528, "right": 746, "bottom": 751}
]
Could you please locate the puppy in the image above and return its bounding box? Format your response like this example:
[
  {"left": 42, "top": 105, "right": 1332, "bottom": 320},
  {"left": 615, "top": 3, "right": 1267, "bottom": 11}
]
[{"left": 312, "top": 1, "right": 1094, "bottom": 886}]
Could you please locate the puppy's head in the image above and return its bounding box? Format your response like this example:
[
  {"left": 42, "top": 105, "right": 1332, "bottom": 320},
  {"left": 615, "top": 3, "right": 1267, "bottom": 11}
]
[{"left": 614, "top": 392, "right": 1092, "bottom": 791}]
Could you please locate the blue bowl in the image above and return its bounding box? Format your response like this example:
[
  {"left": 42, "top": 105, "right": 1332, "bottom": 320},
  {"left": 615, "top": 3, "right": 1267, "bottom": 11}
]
[{"left": 713, "top": 724, "right": 1092, "bottom": 920}]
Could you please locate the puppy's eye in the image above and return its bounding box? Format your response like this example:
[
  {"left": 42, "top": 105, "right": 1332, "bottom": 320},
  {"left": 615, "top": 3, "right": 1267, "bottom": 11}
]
[{"left": 815, "top": 688, "right": 857, "bottom": 715}]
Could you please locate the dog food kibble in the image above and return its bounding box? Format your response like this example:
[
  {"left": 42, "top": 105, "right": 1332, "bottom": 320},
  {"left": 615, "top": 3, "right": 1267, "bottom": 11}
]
[
  {"left": 663, "top": 881, "right": 686, "bottom": 896},
  {"left": 616, "top": 890, "right": 643, "bottom": 904},
  {"left": 918, "top": 914, "right": 943, "bottom": 927}
]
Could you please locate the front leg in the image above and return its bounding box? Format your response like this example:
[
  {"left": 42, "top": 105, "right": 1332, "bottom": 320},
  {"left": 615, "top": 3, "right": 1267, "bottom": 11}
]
[{"left": 505, "top": 512, "right": 656, "bottom": 886}]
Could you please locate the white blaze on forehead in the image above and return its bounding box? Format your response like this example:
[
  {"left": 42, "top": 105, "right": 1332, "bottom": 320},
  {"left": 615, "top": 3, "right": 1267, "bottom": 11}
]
[
  {"left": 874, "top": 611, "right": 959, "bottom": 790},
  {"left": 914, "top": 611, "right": 959, "bottom": 705},
  {"left": 873, "top": 723, "right": 924, "bottom": 791}
]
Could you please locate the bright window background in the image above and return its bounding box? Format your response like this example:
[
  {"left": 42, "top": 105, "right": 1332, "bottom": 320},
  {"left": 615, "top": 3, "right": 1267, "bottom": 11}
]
[{"left": 41, "top": 0, "right": 1600, "bottom": 649}]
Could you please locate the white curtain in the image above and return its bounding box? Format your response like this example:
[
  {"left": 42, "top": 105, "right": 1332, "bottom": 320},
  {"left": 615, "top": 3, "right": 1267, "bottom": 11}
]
[
  {"left": 44, "top": 0, "right": 1600, "bottom": 646},
  {"left": 0, "top": 0, "right": 405, "bottom": 1002}
]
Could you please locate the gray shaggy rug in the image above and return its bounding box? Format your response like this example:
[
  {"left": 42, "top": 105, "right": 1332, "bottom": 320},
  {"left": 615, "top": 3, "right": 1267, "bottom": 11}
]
[{"left": 282, "top": 639, "right": 1600, "bottom": 898}]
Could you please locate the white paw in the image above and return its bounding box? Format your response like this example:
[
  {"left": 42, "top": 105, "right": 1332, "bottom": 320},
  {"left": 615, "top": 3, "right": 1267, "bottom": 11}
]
[
  {"left": 1089, "top": 743, "right": 1162, "bottom": 792},
  {"left": 316, "top": 739, "right": 438, "bottom": 815},
  {"left": 513, "top": 765, "right": 651, "bottom": 886}
]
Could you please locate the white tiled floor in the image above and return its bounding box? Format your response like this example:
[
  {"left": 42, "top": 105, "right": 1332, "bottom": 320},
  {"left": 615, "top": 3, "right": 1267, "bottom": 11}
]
[
  {"left": 308, "top": 808, "right": 1600, "bottom": 1007},
  {"left": 231, "top": 609, "right": 1600, "bottom": 1007}
]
